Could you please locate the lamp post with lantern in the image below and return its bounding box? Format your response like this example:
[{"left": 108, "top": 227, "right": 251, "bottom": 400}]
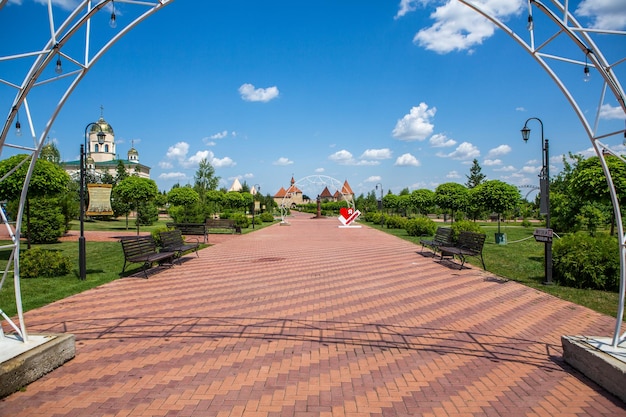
[{"left": 79, "top": 122, "right": 106, "bottom": 280}]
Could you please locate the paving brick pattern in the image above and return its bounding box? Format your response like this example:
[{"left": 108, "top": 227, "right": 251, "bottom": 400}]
[{"left": 1, "top": 213, "right": 624, "bottom": 416}]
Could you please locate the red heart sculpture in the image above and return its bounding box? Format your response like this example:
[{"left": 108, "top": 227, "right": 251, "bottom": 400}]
[{"left": 340, "top": 207, "right": 353, "bottom": 219}]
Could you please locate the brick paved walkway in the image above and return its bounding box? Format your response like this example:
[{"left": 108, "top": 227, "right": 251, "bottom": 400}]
[{"left": 1, "top": 212, "right": 624, "bottom": 416}]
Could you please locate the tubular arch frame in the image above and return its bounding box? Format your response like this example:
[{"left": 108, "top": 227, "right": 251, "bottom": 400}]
[
  {"left": 0, "top": 0, "right": 174, "bottom": 343},
  {"left": 0, "top": 0, "right": 624, "bottom": 349},
  {"left": 280, "top": 175, "right": 355, "bottom": 224}
]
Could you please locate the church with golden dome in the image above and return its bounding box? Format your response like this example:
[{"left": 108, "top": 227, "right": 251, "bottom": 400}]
[{"left": 61, "top": 110, "right": 150, "bottom": 181}]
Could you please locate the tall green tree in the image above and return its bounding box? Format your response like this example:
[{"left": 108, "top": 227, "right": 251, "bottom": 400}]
[
  {"left": 409, "top": 189, "right": 435, "bottom": 216},
  {"left": 465, "top": 158, "right": 486, "bottom": 189},
  {"left": 113, "top": 176, "right": 158, "bottom": 233},
  {"left": 568, "top": 154, "right": 626, "bottom": 235},
  {"left": 472, "top": 180, "right": 520, "bottom": 233},
  {"left": 434, "top": 182, "right": 468, "bottom": 222},
  {"left": 0, "top": 154, "right": 72, "bottom": 244},
  {"left": 194, "top": 158, "right": 220, "bottom": 194}
]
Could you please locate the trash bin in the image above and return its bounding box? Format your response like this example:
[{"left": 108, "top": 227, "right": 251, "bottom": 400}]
[{"left": 495, "top": 232, "right": 507, "bottom": 245}]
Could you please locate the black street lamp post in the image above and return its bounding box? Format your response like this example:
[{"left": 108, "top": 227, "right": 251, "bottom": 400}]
[
  {"left": 79, "top": 123, "right": 106, "bottom": 280},
  {"left": 521, "top": 117, "right": 552, "bottom": 285},
  {"left": 252, "top": 184, "right": 260, "bottom": 229},
  {"left": 375, "top": 183, "right": 384, "bottom": 227}
]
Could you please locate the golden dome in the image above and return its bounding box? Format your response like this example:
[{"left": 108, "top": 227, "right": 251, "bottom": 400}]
[{"left": 90, "top": 117, "right": 114, "bottom": 135}]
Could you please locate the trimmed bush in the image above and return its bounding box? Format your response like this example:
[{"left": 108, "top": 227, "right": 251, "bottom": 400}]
[
  {"left": 405, "top": 217, "right": 437, "bottom": 237},
  {"left": 25, "top": 197, "right": 65, "bottom": 244},
  {"left": 260, "top": 212, "right": 274, "bottom": 222},
  {"left": 450, "top": 220, "right": 484, "bottom": 242},
  {"left": 21, "top": 247, "right": 72, "bottom": 278},
  {"left": 384, "top": 215, "right": 408, "bottom": 229},
  {"left": 553, "top": 232, "right": 619, "bottom": 291},
  {"left": 364, "top": 211, "right": 382, "bottom": 224},
  {"left": 231, "top": 213, "right": 250, "bottom": 229}
]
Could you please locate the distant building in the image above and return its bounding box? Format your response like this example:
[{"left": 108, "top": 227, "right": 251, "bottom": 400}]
[
  {"left": 228, "top": 178, "right": 243, "bottom": 192},
  {"left": 273, "top": 176, "right": 354, "bottom": 208},
  {"left": 61, "top": 111, "right": 151, "bottom": 181}
]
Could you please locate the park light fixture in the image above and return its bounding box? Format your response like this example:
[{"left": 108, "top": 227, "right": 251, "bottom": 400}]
[
  {"left": 520, "top": 117, "right": 552, "bottom": 285},
  {"left": 109, "top": 0, "right": 117, "bottom": 28},
  {"left": 55, "top": 55, "right": 62, "bottom": 74},
  {"left": 14, "top": 112, "right": 21, "bottom": 137},
  {"left": 79, "top": 122, "right": 106, "bottom": 280}
]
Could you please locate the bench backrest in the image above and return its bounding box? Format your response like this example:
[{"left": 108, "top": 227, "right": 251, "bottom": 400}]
[
  {"left": 160, "top": 230, "right": 184, "bottom": 248},
  {"left": 166, "top": 223, "right": 207, "bottom": 233},
  {"left": 206, "top": 219, "right": 235, "bottom": 227},
  {"left": 457, "top": 231, "right": 486, "bottom": 253},
  {"left": 121, "top": 236, "right": 158, "bottom": 258},
  {"left": 434, "top": 227, "right": 453, "bottom": 245}
]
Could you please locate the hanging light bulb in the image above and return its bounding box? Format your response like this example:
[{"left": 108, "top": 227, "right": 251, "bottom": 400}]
[
  {"left": 109, "top": 0, "right": 117, "bottom": 28},
  {"left": 583, "top": 53, "right": 591, "bottom": 82},
  {"left": 15, "top": 113, "right": 22, "bottom": 137},
  {"left": 527, "top": 14, "right": 534, "bottom": 31},
  {"left": 55, "top": 55, "right": 62, "bottom": 74}
]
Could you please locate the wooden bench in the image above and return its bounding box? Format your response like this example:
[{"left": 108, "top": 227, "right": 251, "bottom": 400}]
[
  {"left": 419, "top": 227, "right": 453, "bottom": 254},
  {"left": 166, "top": 223, "right": 208, "bottom": 243},
  {"left": 438, "top": 231, "right": 486, "bottom": 270},
  {"left": 159, "top": 229, "right": 200, "bottom": 261},
  {"left": 120, "top": 236, "right": 176, "bottom": 278},
  {"left": 206, "top": 218, "right": 241, "bottom": 234}
]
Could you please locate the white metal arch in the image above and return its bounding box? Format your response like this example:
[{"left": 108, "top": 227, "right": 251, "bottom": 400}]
[
  {"left": 456, "top": 0, "right": 626, "bottom": 349},
  {"left": 0, "top": 0, "right": 174, "bottom": 343},
  {"left": 279, "top": 175, "right": 355, "bottom": 223},
  {"left": 0, "top": 0, "right": 624, "bottom": 350}
]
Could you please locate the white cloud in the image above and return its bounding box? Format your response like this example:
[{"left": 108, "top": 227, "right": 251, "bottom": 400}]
[
  {"left": 576, "top": 0, "right": 626, "bottom": 30},
  {"left": 158, "top": 172, "right": 187, "bottom": 181},
  {"left": 329, "top": 150, "right": 354, "bottom": 164},
  {"left": 239, "top": 83, "right": 280, "bottom": 102},
  {"left": 486, "top": 144, "right": 511, "bottom": 158},
  {"left": 274, "top": 157, "right": 294, "bottom": 166},
  {"left": 315, "top": 167, "right": 325, "bottom": 173},
  {"left": 360, "top": 148, "right": 392, "bottom": 159},
  {"left": 165, "top": 144, "right": 235, "bottom": 169},
  {"left": 483, "top": 159, "right": 502, "bottom": 166},
  {"left": 364, "top": 175, "right": 382, "bottom": 183},
  {"left": 437, "top": 141, "right": 480, "bottom": 160},
  {"left": 187, "top": 150, "right": 211, "bottom": 167},
  {"left": 494, "top": 165, "right": 516, "bottom": 172},
  {"left": 212, "top": 156, "right": 236, "bottom": 168},
  {"left": 521, "top": 165, "right": 541, "bottom": 174},
  {"left": 158, "top": 161, "right": 173, "bottom": 169},
  {"left": 412, "top": 0, "right": 523, "bottom": 54},
  {"left": 446, "top": 170, "right": 460, "bottom": 179},
  {"left": 166, "top": 142, "right": 189, "bottom": 160},
  {"left": 395, "top": 0, "right": 419, "bottom": 19},
  {"left": 211, "top": 130, "right": 229, "bottom": 139},
  {"left": 429, "top": 133, "right": 456, "bottom": 147},
  {"left": 392, "top": 103, "right": 436, "bottom": 141},
  {"left": 394, "top": 153, "right": 420, "bottom": 167},
  {"left": 599, "top": 103, "right": 626, "bottom": 120},
  {"left": 329, "top": 150, "right": 380, "bottom": 166}
]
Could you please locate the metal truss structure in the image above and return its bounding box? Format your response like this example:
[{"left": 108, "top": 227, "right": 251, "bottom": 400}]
[
  {"left": 0, "top": 0, "right": 174, "bottom": 343},
  {"left": 457, "top": 0, "right": 625, "bottom": 348},
  {"left": 280, "top": 175, "right": 355, "bottom": 223},
  {"left": 0, "top": 0, "right": 624, "bottom": 350}
]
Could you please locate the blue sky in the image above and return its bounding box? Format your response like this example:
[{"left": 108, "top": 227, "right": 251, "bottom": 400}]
[{"left": 1, "top": 0, "right": 625, "bottom": 199}]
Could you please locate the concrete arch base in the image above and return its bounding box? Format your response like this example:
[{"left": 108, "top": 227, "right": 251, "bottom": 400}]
[
  {"left": 562, "top": 335, "right": 626, "bottom": 404},
  {"left": 0, "top": 333, "right": 75, "bottom": 398}
]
